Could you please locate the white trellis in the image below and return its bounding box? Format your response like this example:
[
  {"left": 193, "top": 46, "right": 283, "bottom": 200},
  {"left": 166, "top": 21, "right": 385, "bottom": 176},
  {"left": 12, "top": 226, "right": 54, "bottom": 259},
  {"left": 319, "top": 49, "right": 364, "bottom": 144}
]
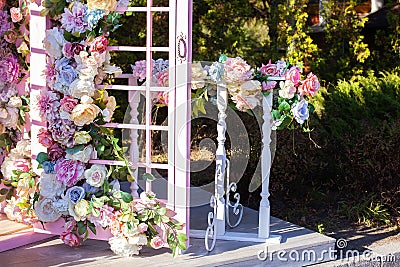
[
  {"left": 30, "top": 0, "right": 282, "bottom": 252},
  {"left": 30, "top": 1, "right": 192, "bottom": 240}
]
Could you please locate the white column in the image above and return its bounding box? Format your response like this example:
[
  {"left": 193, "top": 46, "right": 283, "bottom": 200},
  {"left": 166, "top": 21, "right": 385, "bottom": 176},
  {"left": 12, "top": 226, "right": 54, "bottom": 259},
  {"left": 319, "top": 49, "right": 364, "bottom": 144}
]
[
  {"left": 128, "top": 78, "right": 140, "bottom": 198},
  {"left": 215, "top": 83, "right": 227, "bottom": 236},
  {"left": 258, "top": 93, "right": 273, "bottom": 239}
]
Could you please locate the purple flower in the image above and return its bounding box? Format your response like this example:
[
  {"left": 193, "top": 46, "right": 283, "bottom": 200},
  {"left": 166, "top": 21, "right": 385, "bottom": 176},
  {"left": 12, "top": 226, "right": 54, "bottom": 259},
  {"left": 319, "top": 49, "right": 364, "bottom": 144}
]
[
  {"left": 38, "top": 90, "right": 60, "bottom": 122},
  {"left": 0, "top": 10, "right": 13, "bottom": 36},
  {"left": 0, "top": 83, "right": 17, "bottom": 103},
  {"left": 54, "top": 159, "right": 86, "bottom": 187},
  {"left": 262, "top": 81, "right": 277, "bottom": 91},
  {"left": 291, "top": 99, "right": 309, "bottom": 124},
  {"left": 63, "top": 42, "right": 85, "bottom": 58},
  {"left": 48, "top": 144, "right": 65, "bottom": 161},
  {"left": 131, "top": 60, "right": 146, "bottom": 82},
  {"left": 61, "top": 2, "right": 90, "bottom": 34},
  {"left": 0, "top": 54, "right": 20, "bottom": 84},
  {"left": 49, "top": 119, "right": 79, "bottom": 148}
]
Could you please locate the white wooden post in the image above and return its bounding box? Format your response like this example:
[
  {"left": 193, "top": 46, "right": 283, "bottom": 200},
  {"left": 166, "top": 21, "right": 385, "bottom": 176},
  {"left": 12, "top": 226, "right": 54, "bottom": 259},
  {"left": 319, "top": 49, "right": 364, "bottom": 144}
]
[
  {"left": 258, "top": 94, "right": 272, "bottom": 238},
  {"left": 215, "top": 83, "right": 227, "bottom": 236},
  {"left": 128, "top": 79, "right": 140, "bottom": 198}
]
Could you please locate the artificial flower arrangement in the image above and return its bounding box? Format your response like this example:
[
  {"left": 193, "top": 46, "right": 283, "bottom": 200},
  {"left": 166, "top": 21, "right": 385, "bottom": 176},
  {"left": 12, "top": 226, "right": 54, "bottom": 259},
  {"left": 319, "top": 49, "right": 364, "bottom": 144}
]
[
  {"left": 0, "top": 0, "right": 32, "bottom": 215},
  {"left": 0, "top": 0, "right": 187, "bottom": 258},
  {"left": 132, "top": 55, "right": 321, "bottom": 131}
]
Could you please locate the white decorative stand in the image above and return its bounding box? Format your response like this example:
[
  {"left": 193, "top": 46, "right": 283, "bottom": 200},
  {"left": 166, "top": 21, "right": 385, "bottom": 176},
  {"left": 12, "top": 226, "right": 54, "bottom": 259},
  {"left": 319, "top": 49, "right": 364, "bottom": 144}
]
[{"left": 191, "top": 77, "right": 284, "bottom": 251}]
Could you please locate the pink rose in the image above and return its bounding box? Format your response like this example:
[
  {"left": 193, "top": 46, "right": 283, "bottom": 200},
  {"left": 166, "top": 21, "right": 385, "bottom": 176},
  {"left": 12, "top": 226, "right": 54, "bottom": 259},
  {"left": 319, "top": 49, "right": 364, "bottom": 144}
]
[
  {"left": 0, "top": 0, "right": 5, "bottom": 10},
  {"left": 150, "top": 236, "right": 164, "bottom": 249},
  {"left": 89, "top": 36, "right": 108, "bottom": 54},
  {"left": 285, "top": 66, "right": 301, "bottom": 85},
  {"left": 138, "top": 223, "right": 148, "bottom": 234},
  {"left": 259, "top": 60, "right": 279, "bottom": 76},
  {"left": 224, "top": 57, "right": 253, "bottom": 83},
  {"left": 63, "top": 42, "right": 85, "bottom": 58},
  {"left": 298, "top": 72, "right": 320, "bottom": 97},
  {"left": 14, "top": 158, "right": 30, "bottom": 172},
  {"left": 157, "top": 70, "right": 169, "bottom": 87},
  {"left": 156, "top": 91, "right": 169, "bottom": 106},
  {"left": 60, "top": 96, "right": 78, "bottom": 113},
  {"left": 10, "top": 7, "right": 23, "bottom": 23},
  {"left": 60, "top": 232, "right": 81, "bottom": 247},
  {"left": 38, "top": 128, "right": 55, "bottom": 148}
]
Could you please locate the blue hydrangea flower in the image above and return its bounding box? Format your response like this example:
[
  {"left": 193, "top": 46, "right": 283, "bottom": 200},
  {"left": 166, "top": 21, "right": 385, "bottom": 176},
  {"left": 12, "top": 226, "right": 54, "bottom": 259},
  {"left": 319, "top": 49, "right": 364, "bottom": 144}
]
[
  {"left": 66, "top": 186, "right": 85, "bottom": 204},
  {"left": 42, "top": 161, "right": 56, "bottom": 174},
  {"left": 85, "top": 9, "right": 105, "bottom": 30},
  {"left": 54, "top": 57, "right": 77, "bottom": 94},
  {"left": 292, "top": 99, "right": 309, "bottom": 124},
  {"left": 208, "top": 62, "right": 224, "bottom": 83}
]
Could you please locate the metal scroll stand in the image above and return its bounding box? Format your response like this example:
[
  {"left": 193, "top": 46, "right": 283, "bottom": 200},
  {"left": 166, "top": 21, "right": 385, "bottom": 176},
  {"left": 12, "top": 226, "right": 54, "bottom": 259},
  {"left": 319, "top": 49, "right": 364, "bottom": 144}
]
[{"left": 192, "top": 79, "right": 283, "bottom": 252}]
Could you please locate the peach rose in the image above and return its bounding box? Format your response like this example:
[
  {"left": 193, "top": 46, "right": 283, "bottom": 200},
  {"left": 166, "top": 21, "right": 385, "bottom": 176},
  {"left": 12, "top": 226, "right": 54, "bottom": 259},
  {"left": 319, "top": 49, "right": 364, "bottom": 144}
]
[
  {"left": 71, "top": 96, "right": 101, "bottom": 126},
  {"left": 299, "top": 72, "right": 320, "bottom": 97},
  {"left": 150, "top": 236, "right": 165, "bottom": 249},
  {"left": 10, "top": 7, "right": 23, "bottom": 23},
  {"left": 87, "top": 0, "right": 117, "bottom": 14}
]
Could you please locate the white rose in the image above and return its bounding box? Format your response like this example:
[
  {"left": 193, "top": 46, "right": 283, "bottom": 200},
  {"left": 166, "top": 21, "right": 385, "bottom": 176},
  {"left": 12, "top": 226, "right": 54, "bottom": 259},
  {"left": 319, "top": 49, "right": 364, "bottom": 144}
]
[
  {"left": 84, "top": 164, "right": 108, "bottom": 187},
  {"left": 7, "top": 96, "right": 22, "bottom": 108},
  {"left": 240, "top": 80, "right": 262, "bottom": 97},
  {"left": 34, "top": 198, "right": 62, "bottom": 222},
  {"left": 65, "top": 145, "right": 94, "bottom": 163},
  {"left": 128, "top": 234, "right": 147, "bottom": 246},
  {"left": 279, "top": 80, "right": 297, "bottom": 99},
  {"left": 1, "top": 155, "right": 16, "bottom": 180},
  {"left": 39, "top": 173, "right": 66, "bottom": 198},
  {"left": 12, "top": 139, "right": 31, "bottom": 158},
  {"left": 69, "top": 79, "right": 96, "bottom": 99},
  {"left": 108, "top": 237, "right": 141, "bottom": 257},
  {"left": 191, "top": 62, "right": 208, "bottom": 89},
  {"left": 43, "top": 28, "right": 66, "bottom": 59}
]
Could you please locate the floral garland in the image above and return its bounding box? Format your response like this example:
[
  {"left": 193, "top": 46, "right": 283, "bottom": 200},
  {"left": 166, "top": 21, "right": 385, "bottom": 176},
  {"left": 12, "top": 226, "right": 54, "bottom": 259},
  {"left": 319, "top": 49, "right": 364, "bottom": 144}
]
[
  {"left": 192, "top": 55, "right": 320, "bottom": 130},
  {"left": 134, "top": 55, "right": 321, "bottom": 131},
  {"left": 0, "top": 0, "right": 187, "bottom": 258},
  {"left": 0, "top": 0, "right": 33, "bottom": 220}
]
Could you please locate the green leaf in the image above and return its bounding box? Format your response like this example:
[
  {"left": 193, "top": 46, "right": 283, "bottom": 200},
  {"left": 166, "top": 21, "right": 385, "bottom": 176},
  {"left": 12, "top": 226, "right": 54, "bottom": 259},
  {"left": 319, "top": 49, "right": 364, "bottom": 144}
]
[
  {"left": 36, "top": 152, "right": 49, "bottom": 164},
  {"left": 271, "top": 110, "right": 281, "bottom": 121},
  {"left": 28, "top": 177, "right": 35, "bottom": 188},
  {"left": 278, "top": 100, "right": 291, "bottom": 112},
  {"left": 120, "top": 191, "right": 133, "bottom": 203},
  {"left": 88, "top": 223, "right": 97, "bottom": 235},
  {"left": 77, "top": 221, "right": 87, "bottom": 236},
  {"left": 176, "top": 232, "right": 188, "bottom": 243},
  {"left": 161, "top": 215, "right": 170, "bottom": 223},
  {"left": 65, "top": 145, "right": 85, "bottom": 155},
  {"left": 142, "top": 173, "right": 156, "bottom": 181},
  {"left": 158, "top": 207, "right": 167, "bottom": 215}
]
